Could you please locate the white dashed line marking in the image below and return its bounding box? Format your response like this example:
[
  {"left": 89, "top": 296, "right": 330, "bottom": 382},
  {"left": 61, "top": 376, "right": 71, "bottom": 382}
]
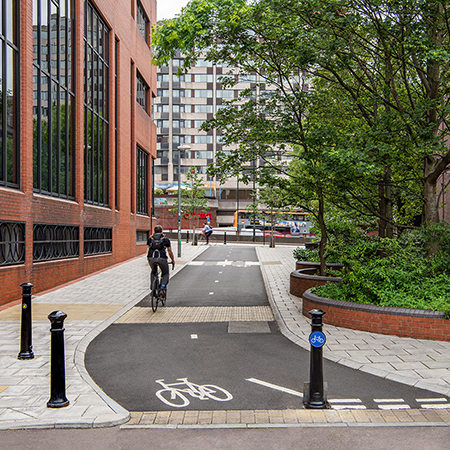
[
  {"left": 378, "top": 404, "right": 411, "bottom": 410},
  {"left": 190, "top": 334, "right": 198, "bottom": 339},
  {"left": 421, "top": 404, "right": 450, "bottom": 409}
]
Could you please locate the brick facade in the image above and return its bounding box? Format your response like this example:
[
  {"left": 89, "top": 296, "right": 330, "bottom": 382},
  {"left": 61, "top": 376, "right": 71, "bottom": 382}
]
[{"left": 0, "top": 0, "right": 156, "bottom": 305}]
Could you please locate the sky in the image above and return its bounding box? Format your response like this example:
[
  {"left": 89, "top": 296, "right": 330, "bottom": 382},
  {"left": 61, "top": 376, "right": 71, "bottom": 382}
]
[{"left": 157, "top": 0, "right": 190, "bottom": 20}]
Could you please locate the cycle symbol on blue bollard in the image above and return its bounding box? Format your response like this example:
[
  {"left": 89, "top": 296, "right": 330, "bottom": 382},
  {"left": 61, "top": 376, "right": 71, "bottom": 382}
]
[{"left": 309, "top": 331, "right": 326, "bottom": 348}]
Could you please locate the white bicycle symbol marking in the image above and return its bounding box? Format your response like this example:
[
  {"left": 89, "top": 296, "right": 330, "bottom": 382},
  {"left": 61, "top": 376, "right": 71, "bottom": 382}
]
[
  {"left": 155, "top": 378, "right": 233, "bottom": 408},
  {"left": 310, "top": 334, "right": 325, "bottom": 345}
]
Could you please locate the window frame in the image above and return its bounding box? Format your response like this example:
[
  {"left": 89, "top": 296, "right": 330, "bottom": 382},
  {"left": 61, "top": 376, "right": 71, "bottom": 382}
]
[{"left": 1, "top": 0, "right": 20, "bottom": 189}]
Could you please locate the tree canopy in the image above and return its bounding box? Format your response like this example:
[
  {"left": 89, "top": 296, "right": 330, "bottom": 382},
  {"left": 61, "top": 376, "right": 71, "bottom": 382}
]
[{"left": 153, "top": 0, "right": 450, "bottom": 234}]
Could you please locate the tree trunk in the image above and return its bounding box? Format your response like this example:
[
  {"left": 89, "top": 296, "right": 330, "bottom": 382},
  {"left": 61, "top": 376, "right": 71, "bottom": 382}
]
[
  {"left": 317, "top": 187, "right": 327, "bottom": 276},
  {"left": 378, "top": 167, "right": 393, "bottom": 238}
]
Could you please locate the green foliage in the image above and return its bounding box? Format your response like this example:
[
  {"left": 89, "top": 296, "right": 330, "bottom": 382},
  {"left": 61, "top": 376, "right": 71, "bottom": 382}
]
[
  {"left": 154, "top": 188, "right": 164, "bottom": 195},
  {"left": 293, "top": 247, "right": 319, "bottom": 262},
  {"left": 315, "top": 223, "right": 450, "bottom": 315},
  {"left": 173, "top": 167, "right": 208, "bottom": 225}
]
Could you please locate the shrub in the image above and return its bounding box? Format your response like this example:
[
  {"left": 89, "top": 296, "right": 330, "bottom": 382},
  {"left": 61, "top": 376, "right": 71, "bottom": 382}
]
[{"left": 314, "top": 223, "right": 450, "bottom": 316}]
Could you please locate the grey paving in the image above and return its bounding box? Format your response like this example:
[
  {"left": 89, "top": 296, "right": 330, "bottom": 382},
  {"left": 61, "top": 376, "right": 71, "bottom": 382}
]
[{"left": 0, "top": 242, "right": 449, "bottom": 430}]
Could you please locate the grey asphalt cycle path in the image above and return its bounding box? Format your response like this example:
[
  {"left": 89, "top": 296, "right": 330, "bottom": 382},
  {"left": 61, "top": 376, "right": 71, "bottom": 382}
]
[{"left": 85, "top": 246, "right": 441, "bottom": 412}]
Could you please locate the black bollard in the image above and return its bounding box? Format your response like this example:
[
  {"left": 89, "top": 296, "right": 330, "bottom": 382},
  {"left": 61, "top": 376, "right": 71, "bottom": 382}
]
[
  {"left": 47, "top": 311, "right": 70, "bottom": 408},
  {"left": 304, "top": 309, "right": 328, "bottom": 409},
  {"left": 224, "top": 232, "right": 227, "bottom": 245},
  {"left": 186, "top": 230, "right": 189, "bottom": 243},
  {"left": 18, "top": 283, "right": 34, "bottom": 360},
  {"left": 193, "top": 233, "right": 198, "bottom": 246}
]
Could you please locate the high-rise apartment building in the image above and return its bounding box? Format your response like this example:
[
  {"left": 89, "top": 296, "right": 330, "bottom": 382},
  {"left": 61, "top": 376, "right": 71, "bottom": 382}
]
[
  {"left": 0, "top": 0, "right": 156, "bottom": 305},
  {"left": 154, "top": 55, "right": 258, "bottom": 227}
]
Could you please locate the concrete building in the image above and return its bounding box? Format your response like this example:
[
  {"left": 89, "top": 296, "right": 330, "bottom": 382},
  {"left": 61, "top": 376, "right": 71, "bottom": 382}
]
[
  {"left": 0, "top": 0, "right": 156, "bottom": 305},
  {"left": 153, "top": 55, "right": 259, "bottom": 228}
]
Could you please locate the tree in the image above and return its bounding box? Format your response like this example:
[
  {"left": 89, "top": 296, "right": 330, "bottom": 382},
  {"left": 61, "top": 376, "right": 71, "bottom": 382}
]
[
  {"left": 173, "top": 167, "right": 209, "bottom": 242},
  {"left": 153, "top": 0, "right": 450, "bottom": 238}
]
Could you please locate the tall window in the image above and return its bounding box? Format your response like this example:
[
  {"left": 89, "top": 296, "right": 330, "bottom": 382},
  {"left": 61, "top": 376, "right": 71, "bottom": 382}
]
[
  {"left": 115, "top": 38, "right": 118, "bottom": 210},
  {"left": 84, "top": 1, "right": 110, "bottom": 206},
  {"left": 136, "top": 0, "right": 149, "bottom": 43},
  {"left": 136, "top": 146, "right": 148, "bottom": 215},
  {"left": 136, "top": 71, "right": 148, "bottom": 112},
  {"left": 32, "top": 0, "right": 75, "bottom": 197},
  {"left": 1, "top": 0, "right": 19, "bottom": 188}
]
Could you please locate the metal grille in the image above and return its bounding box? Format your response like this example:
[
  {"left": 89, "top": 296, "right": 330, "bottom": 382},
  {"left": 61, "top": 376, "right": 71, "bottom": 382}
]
[
  {"left": 33, "top": 224, "right": 79, "bottom": 262},
  {"left": 0, "top": 221, "right": 25, "bottom": 266},
  {"left": 84, "top": 227, "right": 112, "bottom": 256}
]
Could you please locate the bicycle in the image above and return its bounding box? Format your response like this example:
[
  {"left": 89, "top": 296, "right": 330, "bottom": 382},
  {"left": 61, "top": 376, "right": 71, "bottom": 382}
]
[
  {"left": 150, "top": 265, "right": 165, "bottom": 312},
  {"left": 198, "top": 232, "right": 216, "bottom": 245},
  {"left": 150, "top": 260, "right": 174, "bottom": 312},
  {"left": 155, "top": 378, "right": 233, "bottom": 408}
]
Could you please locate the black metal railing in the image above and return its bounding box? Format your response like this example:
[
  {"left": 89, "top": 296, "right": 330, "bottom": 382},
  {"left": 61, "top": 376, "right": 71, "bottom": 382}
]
[
  {"left": 0, "top": 221, "right": 25, "bottom": 266},
  {"left": 33, "top": 224, "right": 80, "bottom": 262},
  {"left": 84, "top": 227, "right": 112, "bottom": 256}
]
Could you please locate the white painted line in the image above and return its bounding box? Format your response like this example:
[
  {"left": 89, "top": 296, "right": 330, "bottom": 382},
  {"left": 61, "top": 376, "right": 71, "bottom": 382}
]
[
  {"left": 421, "top": 404, "right": 450, "bottom": 409},
  {"left": 219, "top": 271, "right": 223, "bottom": 274},
  {"left": 209, "top": 292, "right": 214, "bottom": 295},
  {"left": 416, "top": 398, "right": 448, "bottom": 402},
  {"left": 332, "top": 405, "right": 367, "bottom": 410},
  {"left": 378, "top": 404, "right": 411, "bottom": 410},
  {"left": 191, "top": 334, "right": 198, "bottom": 339},
  {"left": 215, "top": 280, "right": 219, "bottom": 283},
  {"left": 246, "top": 378, "right": 303, "bottom": 398},
  {"left": 374, "top": 399, "right": 405, "bottom": 403},
  {"left": 188, "top": 261, "right": 204, "bottom": 265},
  {"left": 328, "top": 399, "right": 363, "bottom": 404}
]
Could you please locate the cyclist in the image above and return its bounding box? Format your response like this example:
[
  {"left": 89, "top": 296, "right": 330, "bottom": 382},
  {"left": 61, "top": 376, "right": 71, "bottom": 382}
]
[
  {"left": 147, "top": 225, "right": 175, "bottom": 299},
  {"left": 201, "top": 221, "right": 213, "bottom": 244}
]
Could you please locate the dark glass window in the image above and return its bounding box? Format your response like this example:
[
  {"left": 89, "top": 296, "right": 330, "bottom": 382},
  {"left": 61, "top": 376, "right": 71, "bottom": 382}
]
[
  {"left": 136, "top": 0, "right": 149, "bottom": 43},
  {"left": 84, "top": 226, "right": 112, "bottom": 255},
  {"left": 137, "top": 145, "right": 148, "bottom": 215},
  {"left": 84, "top": 1, "right": 110, "bottom": 206},
  {"left": 136, "top": 71, "right": 149, "bottom": 112},
  {"left": 32, "top": 0, "right": 75, "bottom": 197},
  {"left": 33, "top": 223, "right": 79, "bottom": 261},
  {"left": 115, "top": 38, "right": 118, "bottom": 210},
  {"left": 1, "top": 0, "right": 19, "bottom": 188},
  {"left": 0, "top": 221, "right": 25, "bottom": 265}
]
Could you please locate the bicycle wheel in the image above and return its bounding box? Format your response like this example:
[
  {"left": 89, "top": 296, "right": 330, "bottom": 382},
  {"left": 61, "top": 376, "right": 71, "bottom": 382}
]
[
  {"left": 200, "top": 384, "right": 233, "bottom": 402},
  {"left": 156, "top": 389, "right": 190, "bottom": 408},
  {"left": 151, "top": 278, "right": 159, "bottom": 312},
  {"left": 160, "top": 286, "right": 166, "bottom": 306}
]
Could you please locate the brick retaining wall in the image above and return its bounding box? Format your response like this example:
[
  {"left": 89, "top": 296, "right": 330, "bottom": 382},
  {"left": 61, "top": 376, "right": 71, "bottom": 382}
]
[
  {"left": 303, "top": 289, "right": 450, "bottom": 342},
  {"left": 290, "top": 269, "right": 342, "bottom": 298}
]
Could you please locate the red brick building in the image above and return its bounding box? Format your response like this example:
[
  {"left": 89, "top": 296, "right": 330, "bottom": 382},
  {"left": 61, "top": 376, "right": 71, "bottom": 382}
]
[{"left": 0, "top": 0, "right": 156, "bottom": 305}]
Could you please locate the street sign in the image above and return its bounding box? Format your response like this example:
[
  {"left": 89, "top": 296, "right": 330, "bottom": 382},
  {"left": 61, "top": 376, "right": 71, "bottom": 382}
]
[{"left": 309, "top": 331, "right": 326, "bottom": 348}]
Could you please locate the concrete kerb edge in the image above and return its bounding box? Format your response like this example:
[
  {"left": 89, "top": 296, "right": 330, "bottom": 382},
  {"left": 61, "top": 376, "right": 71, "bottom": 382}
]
[
  {"left": 72, "top": 247, "right": 209, "bottom": 428},
  {"left": 255, "top": 249, "right": 450, "bottom": 399},
  {"left": 120, "top": 421, "right": 450, "bottom": 430}
]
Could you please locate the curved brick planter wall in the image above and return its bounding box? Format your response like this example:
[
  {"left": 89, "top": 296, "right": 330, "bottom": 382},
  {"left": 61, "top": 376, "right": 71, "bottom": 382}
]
[
  {"left": 295, "top": 261, "right": 344, "bottom": 271},
  {"left": 303, "top": 289, "right": 450, "bottom": 342},
  {"left": 290, "top": 269, "right": 342, "bottom": 298}
]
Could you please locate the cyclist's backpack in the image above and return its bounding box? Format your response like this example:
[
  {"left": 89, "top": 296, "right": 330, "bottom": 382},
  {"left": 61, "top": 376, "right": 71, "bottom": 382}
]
[{"left": 150, "top": 233, "right": 165, "bottom": 257}]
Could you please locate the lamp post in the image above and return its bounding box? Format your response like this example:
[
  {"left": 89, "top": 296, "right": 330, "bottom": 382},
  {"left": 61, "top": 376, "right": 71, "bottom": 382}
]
[{"left": 177, "top": 144, "right": 191, "bottom": 258}]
